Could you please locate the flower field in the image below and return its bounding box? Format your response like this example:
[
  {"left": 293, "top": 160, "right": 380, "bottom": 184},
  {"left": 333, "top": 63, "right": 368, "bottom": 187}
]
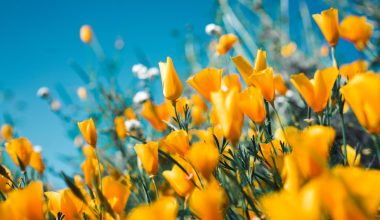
[{"left": 1, "top": 1, "right": 380, "bottom": 219}]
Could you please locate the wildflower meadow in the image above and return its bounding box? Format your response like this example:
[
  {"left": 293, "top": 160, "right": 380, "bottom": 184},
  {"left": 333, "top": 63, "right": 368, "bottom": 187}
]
[{"left": 1, "top": 0, "right": 380, "bottom": 219}]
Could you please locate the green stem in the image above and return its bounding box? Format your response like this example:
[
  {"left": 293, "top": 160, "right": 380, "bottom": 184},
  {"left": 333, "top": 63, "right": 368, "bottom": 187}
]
[
  {"left": 339, "top": 111, "right": 348, "bottom": 165},
  {"left": 271, "top": 103, "right": 288, "bottom": 144},
  {"left": 172, "top": 101, "right": 183, "bottom": 130},
  {"left": 372, "top": 135, "right": 380, "bottom": 166},
  {"left": 264, "top": 100, "right": 272, "bottom": 137},
  {"left": 95, "top": 150, "right": 103, "bottom": 218},
  {"left": 150, "top": 176, "right": 159, "bottom": 199}
]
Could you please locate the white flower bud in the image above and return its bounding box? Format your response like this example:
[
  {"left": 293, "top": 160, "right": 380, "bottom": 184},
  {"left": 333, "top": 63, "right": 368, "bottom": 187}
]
[
  {"left": 133, "top": 91, "right": 150, "bottom": 104},
  {"left": 37, "top": 87, "right": 50, "bottom": 98},
  {"left": 205, "top": 23, "right": 222, "bottom": 36}
]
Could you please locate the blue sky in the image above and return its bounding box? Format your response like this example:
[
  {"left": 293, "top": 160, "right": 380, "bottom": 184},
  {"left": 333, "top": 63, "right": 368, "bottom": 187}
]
[
  {"left": 0, "top": 0, "right": 217, "bottom": 186},
  {"left": 0, "top": 0, "right": 363, "bottom": 186}
]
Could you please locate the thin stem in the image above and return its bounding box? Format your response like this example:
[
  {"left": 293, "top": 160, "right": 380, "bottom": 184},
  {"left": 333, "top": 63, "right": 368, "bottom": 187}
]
[
  {"left": 150, "top": 176, "right": 159, "bottom": 199},
  {"left": 172, "top": 101, "right": 183, "bottom": 130},
  {"left": 271, "top": 103, "right": 288, "bottom": 144},
  {"left": 95, "top": 149, "right": 103, "bottom": 218},
  {"left": 372, "top": 135, "right": 380, "bottom": 166},
  {"left": 264, "top": 100, "right": 272, "bottom": 137},
  {"left": 340, "top": 111, "right": 348, "bottom": 165},
  {"left": 331, "top": 47, "right": 338, "bottom": 68}
]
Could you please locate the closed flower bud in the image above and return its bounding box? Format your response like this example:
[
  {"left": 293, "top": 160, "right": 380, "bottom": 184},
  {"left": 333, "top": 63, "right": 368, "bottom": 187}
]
[
  {"left": 134, "top": 141, "right": 159, "bottom": 176},
  {"left": 80, "top": 24, "right": 93, "bottom": 44},
  {"left": 313, "top": 8, "right": 340, "bottom": 47},
  {"left": 211, "top": 89, "right": 243, "bottom": 146},
  {"left": 1, "top": 124, "right": 13, "bottom": 141},
  {"left": 78, "top": 118, "right": 97, "bottom": 147},
  {"left": 159, "top": 57, "right": 183, "bottom": 101},
  {"left": 216, "top": 33, "right": 238, "bottom": 55},
  {"left": 36, "top": 86, "right": 50, "bottom": 98}
]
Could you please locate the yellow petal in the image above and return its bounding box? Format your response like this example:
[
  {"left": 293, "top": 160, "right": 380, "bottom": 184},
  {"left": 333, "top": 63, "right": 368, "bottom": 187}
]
[
  {"left": 159, "top": 57, "right": 183, "bottom": 101},
  {"left": 254, "top": 49, "right": 267, "bottom": 71},
  {"left": 250, "top": 67, "right": 275, "bottom": 103},
  {"left": 290, "top": 73, "right": 315, "bottom": 112},
  {"left": 78, "top": 118, "right": 97, "bottom": 146},
  {"left": 231, "top": 55, "right": 253, "bottom": 85},
  {"left": 187, "top": 68, "right": 222, "bottom": 101},
  {"left": 135, "top": 141, "right": 159, "bottom": 176},
  {"left": 312, "top": 8, "right": 339, "bottom": 47},
  {"left": 313, "top": 67, "right": 339, "bottom": 113}
]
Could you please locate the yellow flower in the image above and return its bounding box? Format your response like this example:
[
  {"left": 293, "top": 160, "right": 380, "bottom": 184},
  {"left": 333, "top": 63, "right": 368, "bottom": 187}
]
[
  {"left": 114, "top": 116, "right": 127, "bottom": 141},
  {"left": 80, "top": 24, "right": 93, "bottom": 44},
  {"left": 327, "top": 167, "right": 380, "bottom": 219},
  {"left": 273, "top": 74, "right": 288, "bottom": 96},
  {"left": 340, "top": 15, "right": 373, "bottom": 50},
  {"left": 291, "top": 67, "right": 339, "bottom": 113},
  {"left": 260, "top": 187, "right": 321, "bottom": 220},
  {"left": 189, "top": 181, "right": 228, "bottom": 220},
  {"left": 163, "top": 159, "right": 196, "bottom": 197},
  {"left": 343, "top": 144, "right": 360, "bottom": 166},
  {"left": 30, "top": 149, "right": 45, "bottom": 174},
  {"left": 81, "top": 158, "right": 103, "bottom": 188},
  {"left": 160, "top": 130, "right": 190, "bottom": 156},
  {"left": 140, "top": 100, "right": 169, "bottom": 132},
  {"left": 1, "top": 124, "right": 13, "bottom": 140},
  {"left": 45, "top": 188, "right": 84, "bottom": 220},
  {"left": 286, "top": 126, "right": 336, "bottom": 180},
  {"left": 250, "top": 67, "right": 275, "bottom": 103},
  {"left": 159, "top": 57, "right": 183, "bottom": 101},
  {"left": 0, "top": 181, "right": 44, "bottom": 220},
  {"left": 239, "top": 86, "right": 266, "bottom": 125},
  {"left": 5, "top": 137, "right": 33, "bottom": 170},
  {"left": 232, "top": 50, "right": 275, "bottom": 102},
  {"left": 134, "top": 141, "right": 159, "bottom": 176},
  {"left": 313, "top": 8, "right": 340, "bottom": 47},
  {"left": 187, "top": 142, "right": 219, "bottom": 178},
  {"left": 221, "top": 74, "right": 242, "bottom": 92},
  {"left": 216, "top": 33, "right": 238, "bottom": 55},
  {"left": 102, "top": 175, "right": 131, "bottom": 214},
  {"left": 124, "top": 107, "right": 137, "bottom": 119},
  {"left": 340, "top": 73, "right": 380, "bottom": 134},
  {"left": 190, "top": 94, "right": 208, "bottom": 126},
  {"left": 254, "top": 49, "right": 267, "bottom": 71},
  {"left": 260, "top": 139, "right": 285, "bottom": 172},
  {"left": 340, "top": 59, "right": 368, "bottom": 80},
  {"left": 0, "top": 165, "right": 12, "bottom": 193},
  {"left": 281, "top": 42, "right": 297, "bottom": 58},
  {"left": 231, "top": 49, "right": 267, "bottom": 85},
  {"left": 211, "top": 89, "right": 243, "bottom": 145},
  {"left": 126, "top": 196, "right": 178, "bottom": 220},
  {"left": 82, "top": 145, "right": 96, "bottom": 159},
  {"left": 78, "top": 118, "right": 97, "bottom": 147},
  {"left": 187, "top": 68, "right": 222, "bottom": 101}
]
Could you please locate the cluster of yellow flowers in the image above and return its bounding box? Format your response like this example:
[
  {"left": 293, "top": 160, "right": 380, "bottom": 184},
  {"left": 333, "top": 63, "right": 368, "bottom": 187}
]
[{"left": 0, "top": 7, "right": 379, "bottom": 220}]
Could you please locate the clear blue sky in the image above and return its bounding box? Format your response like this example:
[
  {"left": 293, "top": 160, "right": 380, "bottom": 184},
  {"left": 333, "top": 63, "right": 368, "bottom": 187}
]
[
  {"left": 0, "top": 0, "right": 216, "bottom": 186},
  {"left": 0, "top": 0, "right": 361, "bottom": 186}
]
